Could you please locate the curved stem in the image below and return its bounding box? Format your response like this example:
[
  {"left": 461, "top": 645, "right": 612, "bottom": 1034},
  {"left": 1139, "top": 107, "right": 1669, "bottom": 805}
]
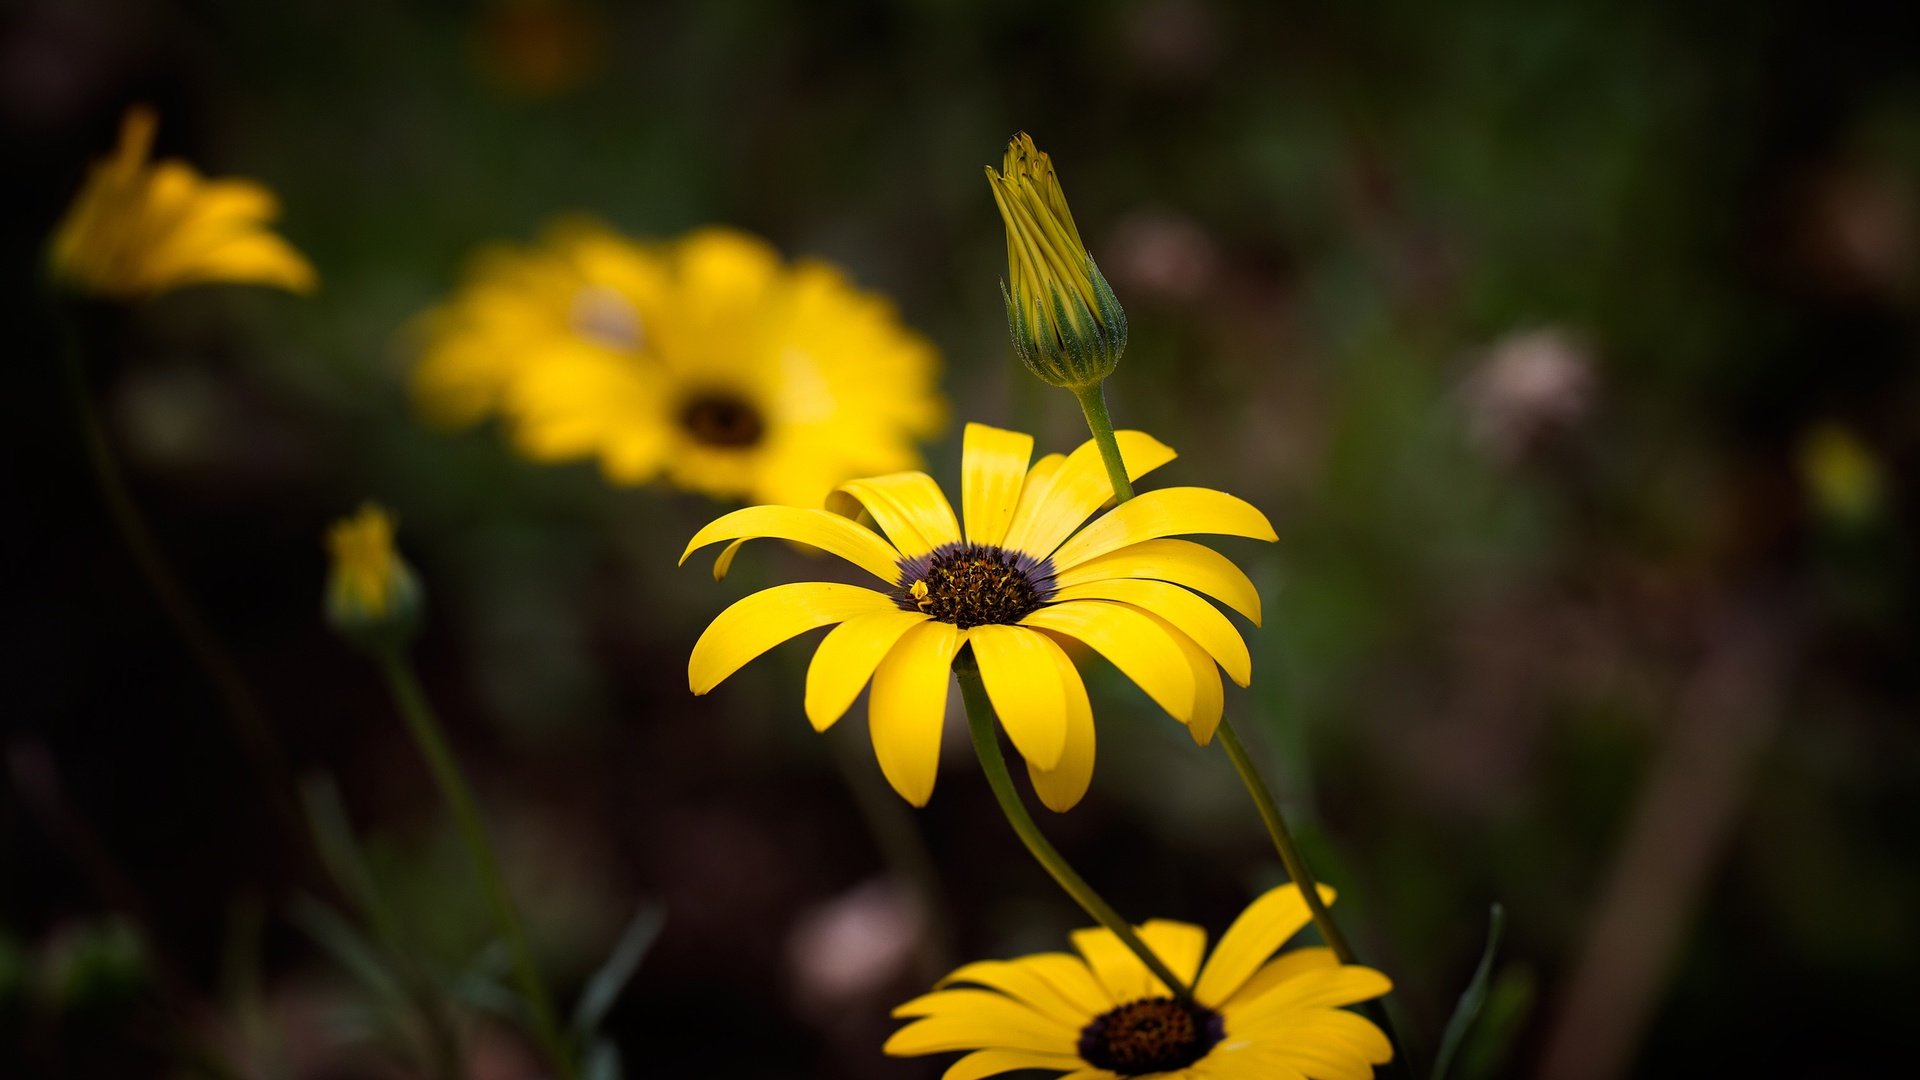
[
  {"left": 954, "top": 652, "right": 1190, "bottom": 1000},
  {"left": 55, "top": 308, "right": 304, "bottom": 845},
  {"left": 378, "top": 655, "right": 575, "bottom": 1080},
  {"left": 1072, "top": 383, "right": 1133, "bottom": 502},
  {"left": 1218, "top": 718, "right": 1412, "bottom": 1076}
]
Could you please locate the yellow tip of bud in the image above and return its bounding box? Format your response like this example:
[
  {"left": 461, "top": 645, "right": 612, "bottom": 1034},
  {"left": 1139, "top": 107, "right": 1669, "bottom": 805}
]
[{"left": 325, "top": 502, "right": 422, "bottom": 651}]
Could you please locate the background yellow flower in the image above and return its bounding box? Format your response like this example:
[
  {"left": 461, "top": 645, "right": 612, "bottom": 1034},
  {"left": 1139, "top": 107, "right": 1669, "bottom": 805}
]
[
  {"left": 48, "top": 106, "right": 316, "bottom": 299},
  {"left": 411, "top": 222, "right": 946, "bottom": 507}
]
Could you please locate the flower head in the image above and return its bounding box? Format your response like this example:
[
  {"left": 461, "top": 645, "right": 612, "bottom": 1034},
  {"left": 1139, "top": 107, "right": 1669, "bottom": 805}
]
[
  {"left": 985, "top": 134, "right": 1127, "bottom": 390},
  {"left": 683, "top": 422, "right": 1275, "bottom": 808},
  {"left": 325, "top": 503, "right": 422, "bottom": 651},
  {"left": 49, "top": 106, "right": 316, "bottom": 299},
  {"left": 886, "top": 882, "right": 1393, "bottom": 1079},
  {"left": 412, "top": 222, "right": 946, "bottom": 507}
]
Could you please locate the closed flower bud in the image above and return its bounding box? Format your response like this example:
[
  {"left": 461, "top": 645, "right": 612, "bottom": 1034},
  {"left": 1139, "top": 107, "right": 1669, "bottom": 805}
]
[
  {"left": 324, "top": 502, "right": 422, "bottom": 653},
  {"left": 985, "top": 134, "right": 1127, "bottom": 391}
]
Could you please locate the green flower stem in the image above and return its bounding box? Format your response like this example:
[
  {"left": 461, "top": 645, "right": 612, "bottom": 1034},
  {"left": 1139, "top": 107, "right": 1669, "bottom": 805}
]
[
  {"left": 954, "top": 652, "right": 1191, "bottom": 1000},
  {"left": 377, "top": 654, "right": 575, "bottom": 1080},
  {"left": 1072, "top": 383, "right": 1134, "bottom": 502},
  {"left": 55, "top": 308, "right": 305, "bottom": 847},
  {"left": 1073, "top": 378, "right": 1413, "bottom": 1073}
]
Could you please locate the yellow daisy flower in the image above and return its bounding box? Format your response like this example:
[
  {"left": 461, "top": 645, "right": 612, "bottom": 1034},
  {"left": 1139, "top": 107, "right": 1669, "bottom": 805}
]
[
  {"left": 887, "top": 883, "right": 1393, "bottom": 1079},
  {"left": 682, "top": 421, "right": 1276, "bottom": 809},
  {"left": 411, "top": 222, "right": 945, "bottom": 507},
  {"left": 49, "top": 106, "right": 316, "bottom": 299}
]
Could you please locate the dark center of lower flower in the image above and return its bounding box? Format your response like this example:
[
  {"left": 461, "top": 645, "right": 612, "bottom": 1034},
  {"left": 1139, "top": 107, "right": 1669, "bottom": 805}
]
[
  {"left": 1077, "top": 997, "right": 1224, "bottom": 1076},
  {"left": 679, "top": 392, "right": 765, "bottom": 448},
  {"left": 893, "top": 542, "right": 1055, "bottom": 629}
]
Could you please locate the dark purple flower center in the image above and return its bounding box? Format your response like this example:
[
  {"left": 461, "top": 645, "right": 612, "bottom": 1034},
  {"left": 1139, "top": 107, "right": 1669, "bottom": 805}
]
[
  {"left": 893, "top": 542, "right": 1056, "bottom": 629},
  {"left": 1077, "top": 996, "right": 1224, "bottom": 1075}
]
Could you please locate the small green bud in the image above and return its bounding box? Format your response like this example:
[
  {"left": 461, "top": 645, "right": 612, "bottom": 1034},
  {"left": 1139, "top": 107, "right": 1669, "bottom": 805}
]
[
  {"left": 324, "top": 502, "right": 424, "bottom": 653},
  {"left": 985, "top": 133, "right": 1127, "bottom": 391}
]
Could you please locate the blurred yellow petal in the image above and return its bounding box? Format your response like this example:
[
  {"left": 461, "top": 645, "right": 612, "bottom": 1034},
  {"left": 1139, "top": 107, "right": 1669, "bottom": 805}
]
[
  {"left": 868, "top": 621, "right": 964, "bottom": 806},
  {"left": 1004, "top": 431, "right": 1176, "bottom": 559},
  {"left": 968, "top": 625, "right": 1068, "bottom": 771},
  {"left": 682, "top": 505, "right": 904, "bottom": 584},
  {"left": 1051, "top": 488, "right": 1277, "bottom": 571},
  {"left": 1221, "top": 947, "right": 1339, "bottom": 1010},
  {"left": 962, "top": 423, "right": 1034, "bottom": 546},
  {"left": 688, "top": 583, "right": 895, "bottom": 694},
  {"left": 1022, "top": 601, "right": 1196, "bottom": 725},
  {"left": 805, "top": 609, "right": 928, "bottom": 731},
  {"left": 1025, "top": 637, "right": 1096, "bottom": 813},
  {"left": 1070, "top": 926, "right": 1161, "bottom": 1002},
  {"left": 936, "top": 959, "right": 1091, "bottom": 1028},
  {"left": 1193, "top": 883, "right": 1337, "bottom": 1008},
  {"left": 1228, "top": 966, "right": 1395, "bottom": 1027},
  {"left": 1052, "top": 538, "right": 1262, "bottom": 624},
  {"left": 1053, "top": 579, "right": 1250, "bottom": 687},
  {"left": 829, "top": 472, "right": 962, "bottom": 556}
]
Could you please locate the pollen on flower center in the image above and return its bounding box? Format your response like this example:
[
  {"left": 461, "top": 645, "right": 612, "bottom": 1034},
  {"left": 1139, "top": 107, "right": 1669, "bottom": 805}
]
[
  {"left": 893, "top": 542, "right": 1056, "bottom": 630},
  {"left": 679, "top": 392, "right": 766, "bottom": 448},
  {"left": 1076, "top": 997, "right": 1224, "bottom": 1076}
]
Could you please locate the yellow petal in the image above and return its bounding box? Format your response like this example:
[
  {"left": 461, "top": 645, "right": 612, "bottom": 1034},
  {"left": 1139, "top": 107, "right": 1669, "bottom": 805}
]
[
  {"left": 968, "top": 625, "right": 1068, "bottom": 772},
  {"left": 1236, "top": 1008, "right": 1391, "bottom": 1065},
  {"left": 1070, "top": 924, "right": 1189, "bottom": 1002},
  {"left": 1001, "top": 452, "right": 1065, "bottom": 553},
  {"left": 689, "top": 583, "right": 896, "bottom": 694},
  {"left": 1161, "top": 612, "right": 1223, "bottom": 745},
  {"left": 682, "top": 505, "right": 903, "bottom": 584},
  {"left": 1052, "top": 538, "right": 1262, "bottom": 624},
  {"left": 828, "top": 471, "right": 962, "bottom": 557},
  {"left": 1052, "top": 580, "right": 1251, "bottom": 687},
  {"left": 710, "top": 539, "right": 749, "bottom": 582},
  {"left": 941, "top": 952, "right": 1111, "bottom": 1019},
  {"left": 1193, "top": 883, "right": 1337, "bottom": 1007},
  {"left": 1136, "top": 920, "right": 1209, "bottom": 989},
  {"left": 935, "top": 959, "right": 1092, "bottom": 1028},
  {"left": 868, "top": 621, "right": 964, "bottom": 806},
  {"left": 1228, "top": 966, "right": 1394, "bottom": 1027},
  {"left": 1003, "top": 431, "right": 1177, "bottom": 559},
  {"left": 1026, "top": 640, "right": 1096, "bottom": 813},
  {"left": 940, "top": 1049, "right": 1090, "bottom": 1080},
  {"left": 962, "top": 423, "right": 1034, "bottom": 547},
  {"left": 1022, "top": 601, "right": 1196, "bottom": 724},
  {"left": 805, "top": 610, "right": 929, "bottom": 731},
  {"left": 1049, "top": 487, "right": 1277, "bottom": 572},
  {"left": 1220, "top": 947, "right": 1339, "bottom": 1009},
  {"left": 884, "top": 989, "right": 1076, "bottom": 1055}
]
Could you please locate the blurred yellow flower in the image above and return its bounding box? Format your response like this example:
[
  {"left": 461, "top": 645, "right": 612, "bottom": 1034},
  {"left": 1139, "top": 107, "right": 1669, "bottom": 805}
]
[
  {"left": 985, "top": 133, "right": 1126, "bottom": 390},
  {"left": 683, "top": 422, "right": 1274, "bottom": 808},
  {"left": 886, "top": 882, "right": 1393, "bottom": 1079},
  {"left": 1797, "top": 421, "right": 1885, "bottom": 525},
  {"left": 49, "top": 106, "right": 316, "bottom": 299},
  {"left": 325, "top": 503, "right": 421, "bottom": 649},
  {"left": 413, "top": 223, "right": 946, "bottom": 507}
]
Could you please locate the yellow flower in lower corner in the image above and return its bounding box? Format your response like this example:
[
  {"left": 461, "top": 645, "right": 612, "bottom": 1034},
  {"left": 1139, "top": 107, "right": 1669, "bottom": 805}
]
[
  {"left": 682, "top": 422, "right": 1275, "bottom": 809},
  {"left": 887, "top": 883, "right": 1393, "bottom": 1079},
  {"left": 411, "top": 222, "right": 945, "bottom": 508},
  {"left": 49, "top": 106, "right": 316, "bottom": 299}
]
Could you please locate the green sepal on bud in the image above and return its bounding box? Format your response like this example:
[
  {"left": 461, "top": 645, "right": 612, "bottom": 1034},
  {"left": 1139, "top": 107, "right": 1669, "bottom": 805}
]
[
  {"left": 324, "top": 502, "right": 424, "bottom": 655},
  {"left": 986, "top": 133, "right": 1127, "bottom": 391}
]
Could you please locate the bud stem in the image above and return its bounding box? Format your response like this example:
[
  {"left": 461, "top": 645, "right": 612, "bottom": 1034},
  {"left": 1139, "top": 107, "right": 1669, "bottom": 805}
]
[
  {"left": 377, "top": 654, "right": 576, "bottom": 1080},
  {"left": 1072, "top": 383, "right": 1134, "bottom": 502}
]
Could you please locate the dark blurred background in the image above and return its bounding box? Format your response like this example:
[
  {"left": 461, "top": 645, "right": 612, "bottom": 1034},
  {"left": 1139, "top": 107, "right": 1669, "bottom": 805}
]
[{"left": 4, "top": 0, "right": 1918, "bottom": 1077}]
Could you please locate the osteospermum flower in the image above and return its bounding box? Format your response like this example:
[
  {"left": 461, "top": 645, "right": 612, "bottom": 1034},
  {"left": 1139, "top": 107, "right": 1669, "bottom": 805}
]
[
  {"left": 683, "top": 422, "right": 1275, "bottom": 809},
  {"left": 49, "top": 106, "right": 316, "bottom": 299},
  {"left": 887, "top": 883, "right": 1393, "bottom": 1079},
  {"left": 411, "top": 222, "right": 945, "bottom": 507}
]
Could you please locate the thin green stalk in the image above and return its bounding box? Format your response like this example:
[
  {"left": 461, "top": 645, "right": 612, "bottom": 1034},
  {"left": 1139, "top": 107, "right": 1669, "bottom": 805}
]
[
  {"left": 954, "top": 652, "right": 1191, "bottom": 1000},
  {"left": 1072, "top": 383, "right": 1133, "bottom": 502},
  {"left": 1072, "top": 378, "right": 1412, "bottom": 1073},
  {"left": 54, "top": 308, "right": 305, "bottom": 845},
  {"left": 377, "top": 654, "right": 574, "bottom": 1080}
]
